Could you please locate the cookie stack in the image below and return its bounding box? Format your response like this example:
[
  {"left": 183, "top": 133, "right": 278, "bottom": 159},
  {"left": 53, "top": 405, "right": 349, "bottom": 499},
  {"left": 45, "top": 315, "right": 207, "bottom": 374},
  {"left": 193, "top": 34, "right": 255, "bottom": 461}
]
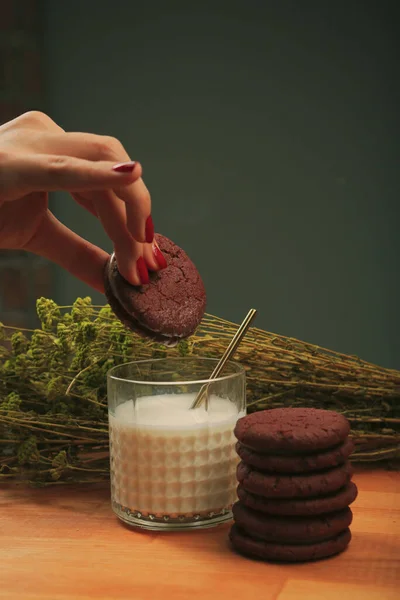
[{"left": 230, "top": 408, "right": 357, "bottom": 562}]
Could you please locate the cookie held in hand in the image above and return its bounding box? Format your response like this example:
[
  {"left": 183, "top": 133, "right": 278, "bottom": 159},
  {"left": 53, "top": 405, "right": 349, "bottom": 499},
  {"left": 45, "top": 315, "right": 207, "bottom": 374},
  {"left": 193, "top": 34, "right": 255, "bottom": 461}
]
[{"left": 104, "top": 234, "right": 206, "bottom": 345}]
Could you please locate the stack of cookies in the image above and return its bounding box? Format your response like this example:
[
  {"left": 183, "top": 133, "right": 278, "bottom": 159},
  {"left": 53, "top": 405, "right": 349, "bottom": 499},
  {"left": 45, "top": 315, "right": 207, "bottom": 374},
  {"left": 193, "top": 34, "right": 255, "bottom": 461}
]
[{"left": 230, "top": 408, "right": 357, "bottom": 562}]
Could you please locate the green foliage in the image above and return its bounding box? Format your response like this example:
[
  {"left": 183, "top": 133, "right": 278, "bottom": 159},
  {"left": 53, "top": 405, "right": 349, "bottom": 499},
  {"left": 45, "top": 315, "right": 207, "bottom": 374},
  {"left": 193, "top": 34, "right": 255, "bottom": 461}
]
[
  {"left": 11, "top": 332, "right": 29, "bottom": 356},
  {"left": 1, "top": 392, "right": 22, "bottom": 412},
  {"left": 178, "top": 339, "right": 190, "bottom": 356},
  {"left": 17, "top": 436, "right": 40, "bottom": 465},
  {"left": 0, "top": 296, "right": 155, "bottom": 485},
  {"left": 0, "top": 296, "right": 399, "bottom": 486},
  {"left": 71, "top": 297, "right": 93, "bottom": 322},
  {"left": 36, "top": 298, "right": 61, "bottom": 331}
]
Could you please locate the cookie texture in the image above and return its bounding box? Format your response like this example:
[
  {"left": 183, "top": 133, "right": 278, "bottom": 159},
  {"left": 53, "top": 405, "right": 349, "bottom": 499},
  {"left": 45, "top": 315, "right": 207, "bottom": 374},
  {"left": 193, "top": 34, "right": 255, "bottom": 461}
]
[
  {"left": 232, "top": 502, "right": 353, "bottom": 543},
  {"left": 237, "top": 460, "right": 353, "bottom": 498},
  {"left": 234, "top": 408, "right": 350, "bottom": 454},
  {"left": 237, "top": 481, "right": 358, "bottom": 516},
  {"left": 235, "top": 437, "right": 354, "bottom": 473},
  {"left": 229, "top": 524, "right": 351, "bottom": 563},
  {"left": 104, "top": 234, "right": 206, "bottom": 344}
]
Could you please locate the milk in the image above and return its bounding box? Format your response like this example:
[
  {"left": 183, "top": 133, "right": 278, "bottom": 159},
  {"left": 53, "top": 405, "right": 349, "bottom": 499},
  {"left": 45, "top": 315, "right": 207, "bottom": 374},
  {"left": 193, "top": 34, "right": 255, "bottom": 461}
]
[{"left": 109, "top": 393, "right": 244, "bottom": 517}]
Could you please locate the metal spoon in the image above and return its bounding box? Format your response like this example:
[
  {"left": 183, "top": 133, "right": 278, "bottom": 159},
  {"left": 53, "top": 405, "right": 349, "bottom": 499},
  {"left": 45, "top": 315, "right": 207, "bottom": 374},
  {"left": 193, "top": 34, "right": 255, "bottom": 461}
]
[{"left": 190, "top": 308, "right": 257, "bottom": 409}]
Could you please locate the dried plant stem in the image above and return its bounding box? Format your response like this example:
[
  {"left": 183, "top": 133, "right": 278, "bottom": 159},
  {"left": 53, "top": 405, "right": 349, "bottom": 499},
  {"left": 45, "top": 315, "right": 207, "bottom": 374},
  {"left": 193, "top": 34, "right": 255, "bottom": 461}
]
[{"left": 0, "top": 298, "right": 398, "bottom": 486}]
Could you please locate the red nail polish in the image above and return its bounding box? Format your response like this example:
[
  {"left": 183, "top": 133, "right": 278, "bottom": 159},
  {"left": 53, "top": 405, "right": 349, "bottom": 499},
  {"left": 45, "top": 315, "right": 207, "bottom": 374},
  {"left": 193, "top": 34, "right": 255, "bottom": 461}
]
[
  {"left": 145, "top": 215, "right": 154, "bottom": 243},
  {"left": 112, "top": 161, "right": 136, "bottom": 173},
  {"left": 136, "top": 256, "right": 149, "bottom": 285},
  {"left": 153, "top": 245, "right": 168, "bottom": 270}
]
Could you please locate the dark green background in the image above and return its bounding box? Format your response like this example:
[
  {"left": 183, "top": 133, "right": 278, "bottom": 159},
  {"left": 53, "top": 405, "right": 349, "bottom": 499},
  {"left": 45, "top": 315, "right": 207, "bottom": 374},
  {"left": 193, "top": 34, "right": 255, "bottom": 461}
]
[{"left": 43, "top": 1, "right": 399, "bottom": 368}]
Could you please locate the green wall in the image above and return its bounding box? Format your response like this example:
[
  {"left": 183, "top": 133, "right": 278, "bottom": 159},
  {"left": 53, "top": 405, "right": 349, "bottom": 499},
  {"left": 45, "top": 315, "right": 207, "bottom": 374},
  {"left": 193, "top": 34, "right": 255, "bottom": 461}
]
[{"left": 43, "top": 1, "right": 399, "bottom": 368}]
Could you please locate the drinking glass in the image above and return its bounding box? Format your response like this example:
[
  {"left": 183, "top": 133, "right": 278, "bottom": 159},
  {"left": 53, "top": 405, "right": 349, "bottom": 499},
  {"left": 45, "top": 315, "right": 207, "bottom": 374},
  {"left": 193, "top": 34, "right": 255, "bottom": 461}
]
[{"left": 107, "top": 357, "right": 246, "bottom": 530}]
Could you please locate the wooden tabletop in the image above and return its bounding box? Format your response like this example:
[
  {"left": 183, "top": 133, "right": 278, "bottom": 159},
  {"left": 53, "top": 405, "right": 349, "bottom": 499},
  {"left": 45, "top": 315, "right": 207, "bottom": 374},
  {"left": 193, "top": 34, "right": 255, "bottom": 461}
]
[{"left": 1, "top": 467, "right": 399, "bottom": 600}]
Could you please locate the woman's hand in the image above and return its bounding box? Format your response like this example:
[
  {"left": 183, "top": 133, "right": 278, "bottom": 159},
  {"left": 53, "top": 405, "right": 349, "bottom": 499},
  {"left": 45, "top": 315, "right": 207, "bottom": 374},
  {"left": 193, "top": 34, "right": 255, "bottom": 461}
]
[{"left": 0, "top": 111, "right": 167, "bottom": 292}]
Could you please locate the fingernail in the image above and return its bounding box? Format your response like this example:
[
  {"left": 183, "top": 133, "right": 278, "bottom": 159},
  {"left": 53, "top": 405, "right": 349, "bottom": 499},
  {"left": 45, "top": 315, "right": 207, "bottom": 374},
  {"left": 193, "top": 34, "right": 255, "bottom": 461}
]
[
  {"left": 145, "top": 215, "right": 154, "bottom": 243},
  {"left": 112, "top": 161, "right": 136, "bottom": 173},
  {"left": 153, "top": 244, "right": 168, "bottom": 270},
  {"left": 136, "top": 256, "right": 149, "bottom": 284}
]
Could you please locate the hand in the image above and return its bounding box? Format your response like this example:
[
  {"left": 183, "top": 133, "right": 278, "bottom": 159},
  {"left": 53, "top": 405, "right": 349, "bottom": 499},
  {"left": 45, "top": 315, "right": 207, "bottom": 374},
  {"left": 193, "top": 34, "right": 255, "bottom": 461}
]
[{"left": 0, "top": 111, "right": 167, "bottom": 292}]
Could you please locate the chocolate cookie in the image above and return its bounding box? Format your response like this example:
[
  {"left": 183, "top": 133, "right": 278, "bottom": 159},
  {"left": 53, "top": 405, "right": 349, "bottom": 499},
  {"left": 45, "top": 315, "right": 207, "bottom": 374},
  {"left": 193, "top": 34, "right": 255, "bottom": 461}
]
[
  {"left": 232, "top": 502, "right": 353, "bottom": 543},
  {"left": 237, "top": 461, "right": 353, "bottom": 498},
  {"left": 229, "top": 524, "right": 351, "bottom": 563},
  {"left": 237, "top": 481, "right": 358, "bottom": 516},
  {"left": 234, "top": 408, "right": 350, "bottom": 454},
  {"left": 104, "top": 234, "right": 206, "bottom": 345},
  {"left": 235, "top": 437, "right": 355, "bottom": 473}
]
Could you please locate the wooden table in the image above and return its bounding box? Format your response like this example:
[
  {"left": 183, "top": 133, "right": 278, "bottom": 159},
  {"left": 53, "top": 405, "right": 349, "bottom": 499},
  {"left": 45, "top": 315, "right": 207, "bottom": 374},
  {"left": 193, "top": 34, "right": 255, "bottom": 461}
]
[{"left": 1, "top": 468, "right": 399, "bottom": 600}]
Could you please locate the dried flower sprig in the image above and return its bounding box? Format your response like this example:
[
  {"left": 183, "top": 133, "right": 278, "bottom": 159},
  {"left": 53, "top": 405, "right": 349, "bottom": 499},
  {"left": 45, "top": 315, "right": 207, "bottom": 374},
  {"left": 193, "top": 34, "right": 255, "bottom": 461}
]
[{"left": 1, "top": 297, "right": 399, "bottom": 486}]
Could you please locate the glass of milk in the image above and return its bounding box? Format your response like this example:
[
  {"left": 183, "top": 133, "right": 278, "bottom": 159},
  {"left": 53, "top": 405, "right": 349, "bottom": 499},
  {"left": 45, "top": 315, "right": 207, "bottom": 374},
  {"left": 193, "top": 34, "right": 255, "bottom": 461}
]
[{"left": 107, "top": 357, "right": 246, "bottom": 530}]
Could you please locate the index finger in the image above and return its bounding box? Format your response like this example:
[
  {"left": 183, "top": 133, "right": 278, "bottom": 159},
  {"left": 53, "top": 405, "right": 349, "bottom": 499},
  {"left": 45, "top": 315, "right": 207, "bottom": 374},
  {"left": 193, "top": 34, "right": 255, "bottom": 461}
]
[
  {"left": 32, "top": 131, "right": 154, "bottom": 244},
  {"left": 114, "top": 176, "right": 152, "bottom": 243},
  {"left": 1, "top": 153, "right": 142, "bottom": 202}
]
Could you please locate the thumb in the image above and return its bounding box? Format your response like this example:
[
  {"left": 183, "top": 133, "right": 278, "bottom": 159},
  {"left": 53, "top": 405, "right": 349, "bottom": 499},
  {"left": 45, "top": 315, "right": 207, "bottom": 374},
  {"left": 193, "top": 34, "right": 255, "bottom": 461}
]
[{"left": 25, "top": 210, "right": 108, "bottom": 293}]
